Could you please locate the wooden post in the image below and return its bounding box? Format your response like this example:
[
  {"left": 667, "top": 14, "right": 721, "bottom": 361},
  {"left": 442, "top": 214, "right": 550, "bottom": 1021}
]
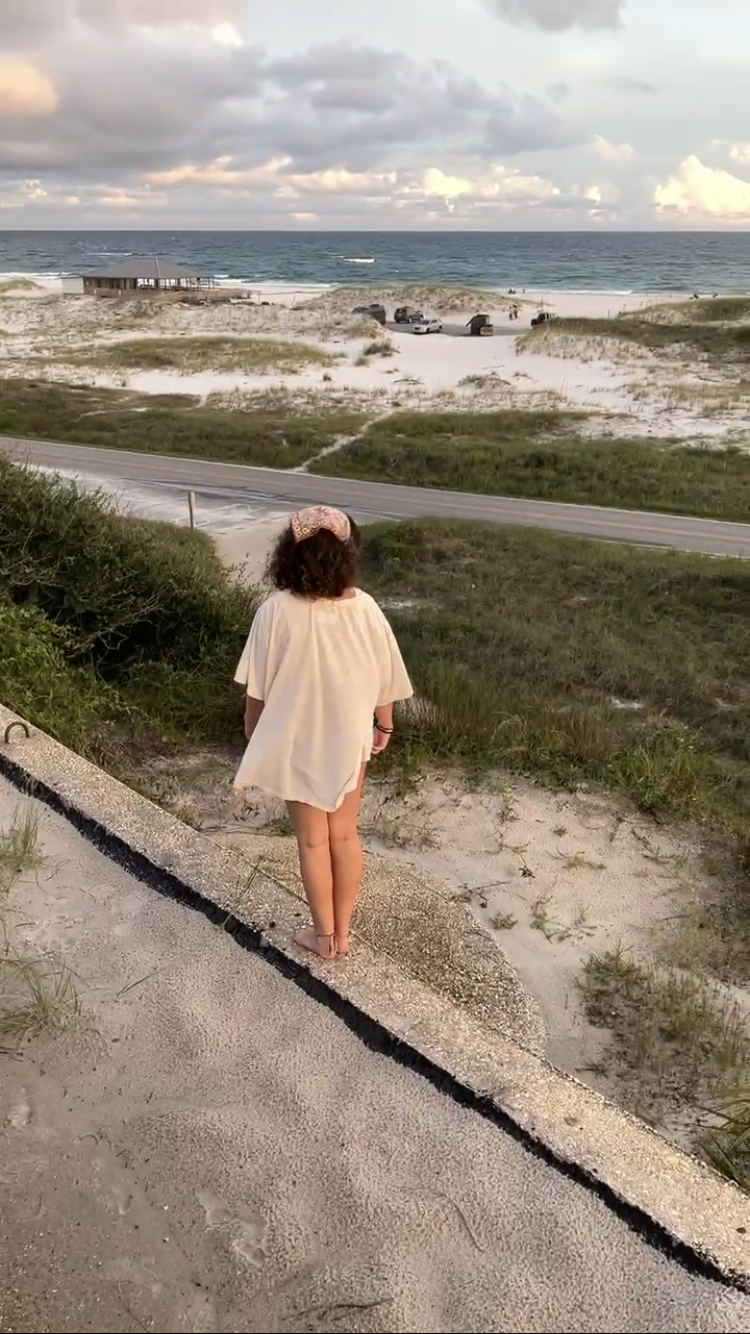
[{"left": 188, "top": 491, "right": 196, "bottom": 530}]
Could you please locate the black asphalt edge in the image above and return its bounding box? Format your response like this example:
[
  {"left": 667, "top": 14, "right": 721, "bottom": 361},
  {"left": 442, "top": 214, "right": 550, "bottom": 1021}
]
[{"left": 0, "top": 746, "right": 747, "bottom": 1296}]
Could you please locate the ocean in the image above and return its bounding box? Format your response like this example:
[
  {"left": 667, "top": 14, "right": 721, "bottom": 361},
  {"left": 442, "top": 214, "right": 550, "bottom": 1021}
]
[{"left": 0, "top": 230, "right": 748, "bottom": 295}]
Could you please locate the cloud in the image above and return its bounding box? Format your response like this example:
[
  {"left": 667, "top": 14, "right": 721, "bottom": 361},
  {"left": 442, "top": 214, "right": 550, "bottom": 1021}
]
[
  {"left": 602, "top": 75, "right": 659, "bottom": 94},
  {"left": 729, "top": 144, "right": 750, "bottom": 165},
  {"left": 0, "top": 57, "right": 58, "bottom": 117},
  {"left": 483, "top": 0, "right": 626, "bottom": 32},
  {"left": 592, "top": 135, "right": 634, "bottom": 163},
  {"left": 0, "top": 28, "right": 568, "bottom": 195},
  {"left": 654, "top": 155, "right": 750, "bottom": 219},
  {"left": 262, "top": 44, "right": 568, "bottom": 166},
  {"left": 78, "top": 0, "right": 244, "bottom": 23},
  {"left": 418, "top": 165, "right": 559, "bottom": 205},
  {"left": 146, "top": 155, "right": 560, "bottom": 214}
]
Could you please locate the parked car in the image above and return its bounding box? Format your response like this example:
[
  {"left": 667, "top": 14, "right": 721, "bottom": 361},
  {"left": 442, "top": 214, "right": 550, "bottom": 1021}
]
[
  {"left": 352, "top": 302, "right": 386, "bottom": 325},
  {"left": 530, "top": 311, "right": 554, "bottom": 328},
  {"left": 394, "top": 305, "right": 423, "bottom": 324},
  {"left": 412, "top": 318, "right": 443, "bottom": 335}
]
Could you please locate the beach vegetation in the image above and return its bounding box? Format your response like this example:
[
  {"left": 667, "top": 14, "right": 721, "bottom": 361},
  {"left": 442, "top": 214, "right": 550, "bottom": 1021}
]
[
  {"left": 579, "top": 948, "right": 748, "bottom": 1125},
  {"left": 0, "top": 458, "right": 257, "bottom": 766},
  {"left": 363, "top": 338, "right": 397, "bottom": 358},
  {"left": 311, "top": 409, "right": 750, "bottom": 521},
  {"left": 50, "top": 334, "right": 339, "bottom": 375},
  {"left": 520, "top": 311, "right": 750, "bottom": 366},
  {"left": 0, "top": 378, "right": 365, "bottom": 468},
  {"left": 362, "top": 519, "right": 748, "bottom": 847}
]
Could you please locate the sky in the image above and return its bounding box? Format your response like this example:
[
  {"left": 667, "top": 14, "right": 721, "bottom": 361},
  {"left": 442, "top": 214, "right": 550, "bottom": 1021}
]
[{"left": 1, "top": 0, "right": 749, "bottom": 229}]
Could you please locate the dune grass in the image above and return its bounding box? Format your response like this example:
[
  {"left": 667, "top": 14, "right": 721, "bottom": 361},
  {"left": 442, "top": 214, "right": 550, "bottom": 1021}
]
[
  {"left": 0, "top": 805, "right": 43, "bottom": 895},
  {"left": 57, "top": 335, "right": 338, "bottom": 375},
  {"left": 648, "top": 296, "right": 750, "bottom": 324},
  {"left": 704, "top": 1086, "right": 750, "bottom": 1190},
  {"left": 363, "top": 520, "right": 749, "bottom": 844},
  {"left": 580, "top": 948, "right": 748, "bottom": 1117},
  {"left": 0, "top": 802, "right": 81, "bottom": 1044},
  {"left": 521, "top": 311, "right": 750, "bottom": 364},
  {"left": 312, "top": 410, "right": 750, "bottom": 520},
  {"left": 0, "top": 378, "right": 365, "bottom": 468}
]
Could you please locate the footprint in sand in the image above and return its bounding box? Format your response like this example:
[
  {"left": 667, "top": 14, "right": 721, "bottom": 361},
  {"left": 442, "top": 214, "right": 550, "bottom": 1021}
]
[
  {"left": 180, "top": 1290, "right": 218, "bottom": 1333},
  {"left": 7, "top": 1089, "right": 32, "bottom": 1129},
  {"left": 197, "top": 1189, "right": 267, "bottom": 1270}
]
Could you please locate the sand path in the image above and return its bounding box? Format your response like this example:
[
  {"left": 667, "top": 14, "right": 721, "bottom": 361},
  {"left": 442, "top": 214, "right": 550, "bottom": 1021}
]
[{"left": 2, "top": 775, "right": 748, "bottom": 1333}]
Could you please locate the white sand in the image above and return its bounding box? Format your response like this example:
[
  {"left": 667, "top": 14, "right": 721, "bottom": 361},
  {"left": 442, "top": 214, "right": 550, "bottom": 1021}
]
[{"left": 1, "top": 282, "right": 746, "bottom": 440}]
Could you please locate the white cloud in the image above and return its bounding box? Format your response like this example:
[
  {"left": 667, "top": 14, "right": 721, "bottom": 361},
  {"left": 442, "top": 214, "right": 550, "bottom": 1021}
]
[
  {"left": 729, "top": 143, "right": 750, "bottom": 165},
  {"left": 654, "top": 155, "right": 750, "bottom": 219},
  {"left": 77, "top": 0, "right": 244, "bottom": 28},
  {"left": 592, "top": 135, "right": 634, "bottom": 163},
  {"left": 483, "top": 0, "right": 626, "bottom": 31},
  {"left": 147, "top": 156, "right": 560, "bottom": 212},
  {"left": 419, "top": 165, "right": 559, "bottom": 205},
  {"left": 0, "top": 56, "right": 57, "bottom": 117},
  {"left": 210, "top": 23, "right": 244, "bottom": 49}
]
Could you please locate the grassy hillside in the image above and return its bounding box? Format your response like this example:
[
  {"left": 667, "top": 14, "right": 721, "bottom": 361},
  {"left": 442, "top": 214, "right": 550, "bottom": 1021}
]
[
  {"left": 0, "top": 458, "right": 256, "bottom": 764},
  {"left": 312, "top": 410, "right": 750, "bottom": 521}
]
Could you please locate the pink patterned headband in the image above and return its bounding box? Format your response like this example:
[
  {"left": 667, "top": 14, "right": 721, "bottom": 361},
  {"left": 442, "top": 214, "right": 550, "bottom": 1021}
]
[{"left": 290, "top": 506, "right": 351, "bottom": 544}]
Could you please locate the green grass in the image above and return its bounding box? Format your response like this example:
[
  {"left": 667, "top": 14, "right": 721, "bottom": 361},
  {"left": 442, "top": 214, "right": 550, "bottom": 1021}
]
[
  {"left": 363, "top": 520, "right": 749, "bottom": 843},
  {"left": 579, "top": 948, "right": 748, "bottom": 1120},
  {"left": 0, "top": 379, "right": 365, "bottom": 469},
  {"left": 58, "top": 335, "right": 337, "bottom": 374},
  {"left": 0, "top": 458, "right": 258, "bottom": 767},
  {"left": 0, "top": 805, "right": 42, "bottom": 895},
  {"left": 312, "top": 410, "right": 750, "bottom": 521},
  {"left": 703, "top": 1086, "right": 750, "bottom": 1190}
]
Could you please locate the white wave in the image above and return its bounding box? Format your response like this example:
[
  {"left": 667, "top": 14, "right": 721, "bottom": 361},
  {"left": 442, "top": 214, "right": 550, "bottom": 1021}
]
[{"left": 341, "top": 257, "right": 375, "bottom": 265}]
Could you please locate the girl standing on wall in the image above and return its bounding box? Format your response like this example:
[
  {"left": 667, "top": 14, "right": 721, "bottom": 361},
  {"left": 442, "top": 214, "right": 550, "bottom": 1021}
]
[{"left": 233, "top": 506, "right": 412, "bottom": 960}]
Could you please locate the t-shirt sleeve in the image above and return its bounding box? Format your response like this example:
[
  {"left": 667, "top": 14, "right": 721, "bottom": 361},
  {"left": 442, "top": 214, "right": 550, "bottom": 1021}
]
[
  {"left": 233, "top": 598, "right": 276, "bottom": 699},
  {"left": 376, "top": 611, "right": 413, "bottom": 707}
]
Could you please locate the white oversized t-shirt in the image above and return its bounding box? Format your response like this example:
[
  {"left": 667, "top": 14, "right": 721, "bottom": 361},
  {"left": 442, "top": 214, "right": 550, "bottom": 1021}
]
[{"left": 233, "top": 589, "right": 413, "bottom": 812}]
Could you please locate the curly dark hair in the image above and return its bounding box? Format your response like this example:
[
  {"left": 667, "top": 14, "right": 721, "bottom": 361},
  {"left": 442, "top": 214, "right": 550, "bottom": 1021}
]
[{"left": 267, "top": 516, "right": 361, "bottom": 598}]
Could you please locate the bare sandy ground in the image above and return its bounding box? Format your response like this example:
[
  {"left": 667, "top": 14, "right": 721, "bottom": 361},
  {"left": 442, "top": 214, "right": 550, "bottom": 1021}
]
[
  {"left": 151, "top": 741, "right": 748, "bottom": 1145},
  {"left": 2, "top": 778, "right": 750, "bottom": 1334},
  {"left": 1, "top": 280, "right": 747, "bottom": 440}
]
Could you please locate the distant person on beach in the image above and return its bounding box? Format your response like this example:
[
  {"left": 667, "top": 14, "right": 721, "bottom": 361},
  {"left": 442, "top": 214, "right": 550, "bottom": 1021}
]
[{"left": 233, "top": 507, "right": 412, "bottom": 961}]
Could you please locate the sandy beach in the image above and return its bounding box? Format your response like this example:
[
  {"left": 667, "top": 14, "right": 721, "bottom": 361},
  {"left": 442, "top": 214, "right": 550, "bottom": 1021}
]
[{"left": 1, "top": 279, "right": 747, "bottom": 441}]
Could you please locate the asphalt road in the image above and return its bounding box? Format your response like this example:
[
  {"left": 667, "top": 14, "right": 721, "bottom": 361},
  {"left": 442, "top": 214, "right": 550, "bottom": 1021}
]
[{"left": 2, "top": 433, "right": 748, "bottom": 557}]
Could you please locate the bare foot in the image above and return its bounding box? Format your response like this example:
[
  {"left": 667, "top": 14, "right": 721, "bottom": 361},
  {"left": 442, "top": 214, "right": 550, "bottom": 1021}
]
[
  {"left": 335, "top": 933, "right": 350, "bottom": 957},
  {"left": 294, "top": 927, "right": 337, "bottom": 961}
]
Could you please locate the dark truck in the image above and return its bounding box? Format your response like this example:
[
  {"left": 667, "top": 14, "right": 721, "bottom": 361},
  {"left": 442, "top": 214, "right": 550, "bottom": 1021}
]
[
  {"left": 352, "top": 302, "right": 386, "bottom": 326},
  {"left": 394, "top": 305, "right": 423, "bottom": 324}
]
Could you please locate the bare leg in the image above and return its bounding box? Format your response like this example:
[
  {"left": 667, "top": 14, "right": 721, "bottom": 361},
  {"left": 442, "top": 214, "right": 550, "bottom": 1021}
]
[
  {"left": 328, "top": 765, "right": 366, "bottom": 955},
  {"left": 285, "top": 802, "right": 336, "bottom": 960}
]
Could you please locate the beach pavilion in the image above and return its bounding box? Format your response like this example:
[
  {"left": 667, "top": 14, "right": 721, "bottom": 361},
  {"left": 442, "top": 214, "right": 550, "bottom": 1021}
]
[{"left": 79, "top": 256, "right": 215, "bottom": 296}]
